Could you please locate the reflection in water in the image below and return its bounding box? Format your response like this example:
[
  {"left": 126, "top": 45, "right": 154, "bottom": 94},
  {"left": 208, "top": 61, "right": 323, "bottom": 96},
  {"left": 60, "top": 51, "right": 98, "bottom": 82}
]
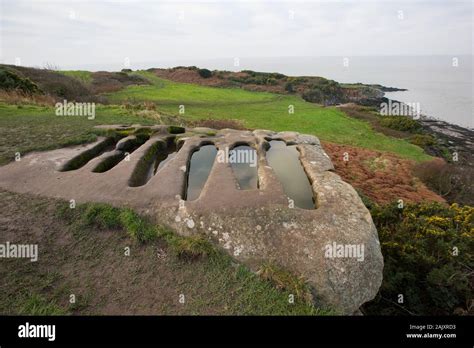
[
  {"left": 230, "top": 145, "right": 258, "bottom": 190},
  {"left": 266, "top": 140, "right": 315, "bottom": 209},
  {"left": 185, "top": 144, "right": 217, "bottom": 200}
]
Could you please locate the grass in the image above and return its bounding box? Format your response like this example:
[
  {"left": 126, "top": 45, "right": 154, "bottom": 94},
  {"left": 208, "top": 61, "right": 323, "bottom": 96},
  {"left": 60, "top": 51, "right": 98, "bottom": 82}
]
[
  {"left": 57, "top": 70, "right": 93, "bottom": 84},
  {"left": 0, "top": 190, "right": 333, "bottom": 315},
  {"left": 18, "top": 294, "right": 67, "bottom": 315},
  {"left": 258, "top": 263, "right": 313, "bottom": 303},
  {"left": 0, "top": 102, "right": 157, "bottom": 165},
  {"left": 105, "top": 71, "right": 430, "bottom": 161},
  {"left": 0, "top": 70, "right": 431, "bottom": 163},
  {"left": 76, "top": 202, "right": 223, "bottom": 254},
  {"left": 66, "top": 202, "right": 335, "bottom": 314},
  {"left": 106, "top": 71, "right": 278, "bottom": 105},
  {"left": 70, "top": 202, "right": 334, "bottom": 313}
]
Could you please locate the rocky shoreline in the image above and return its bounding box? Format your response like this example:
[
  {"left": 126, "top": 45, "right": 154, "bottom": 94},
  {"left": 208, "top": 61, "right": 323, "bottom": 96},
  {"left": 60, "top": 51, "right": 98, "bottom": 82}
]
[
  {"left": 418, "top": 117, "right": 473, "bottom": 164},
  {"left": 355, "top": 91, "right": 473, "bottom": 167}
]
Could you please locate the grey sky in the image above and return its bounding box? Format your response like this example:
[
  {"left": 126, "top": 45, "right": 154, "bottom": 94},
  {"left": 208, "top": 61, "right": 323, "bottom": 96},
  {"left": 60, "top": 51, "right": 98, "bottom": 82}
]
[{"left": 0, "top": 0, "right": 472, "bottom": 70}]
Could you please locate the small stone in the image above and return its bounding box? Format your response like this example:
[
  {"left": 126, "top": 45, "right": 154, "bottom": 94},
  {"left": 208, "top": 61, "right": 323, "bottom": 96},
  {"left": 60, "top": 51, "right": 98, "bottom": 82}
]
[{"left": 186, "top": 219, "right": 195, "bottom": 229}]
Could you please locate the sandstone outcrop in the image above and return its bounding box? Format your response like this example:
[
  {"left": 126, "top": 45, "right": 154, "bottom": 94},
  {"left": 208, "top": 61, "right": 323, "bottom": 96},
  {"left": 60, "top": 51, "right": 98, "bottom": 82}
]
[{"left": 0, "top": 125, "right": 383, "bottom": 314}]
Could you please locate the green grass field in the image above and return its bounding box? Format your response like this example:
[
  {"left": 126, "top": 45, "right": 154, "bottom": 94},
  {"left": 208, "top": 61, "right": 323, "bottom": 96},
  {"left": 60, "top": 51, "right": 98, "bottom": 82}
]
[
  {"left": 0, "top": 103, "right": 157, "bottom": 165},
  {"left": 107, "top": 71, "right": 430, "bottom": 161},
  {"left": 57, "top": 70, "right": 93, "bottom": 84},
  {"left": 107, "top": 72, "right": 279, "bottom": 105},
  {"left": 0, "top": 70, "right": 431, "bottom": 165}
]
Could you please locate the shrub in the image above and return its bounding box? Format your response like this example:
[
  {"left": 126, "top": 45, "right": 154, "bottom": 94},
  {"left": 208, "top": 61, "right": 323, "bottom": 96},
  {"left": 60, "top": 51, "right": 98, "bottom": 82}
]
[
  {"left": 356, "top": 189, "right": 377, "bottom": 210},
  {"left": 284, "top": 82, "right": 295, "bottom": 93},
  {"left": 413, "top": 159, "right": 473, "bottom": 205},
  {"left": 2, "top": 65, "right": 94, "bottom": 101},
  {"left": 379, "top": 116, "right": 422, "bottom": 133},
  {"left": 198, "top": 68, "right": 212, "bottom": 78},
  {"left": 363, "top": 202, "right": 473, "bottom": 315},
  {"left": 410, "top": 134, "right": 436, "bottom": 147},
  {"left": 0, "top": 67, "right": 41, "bottom": 94},
  {"left": 173, "top": 66, "right": 198, "bottom": 71},
  {"left": 302, "top": 88, "right": 324, "bottom": 103},
  {"left": 229, "top": 71, "right": 286, "bottom": 86},
  {"left": 91, "top": 71, "right": 149, "bottom": 94}
]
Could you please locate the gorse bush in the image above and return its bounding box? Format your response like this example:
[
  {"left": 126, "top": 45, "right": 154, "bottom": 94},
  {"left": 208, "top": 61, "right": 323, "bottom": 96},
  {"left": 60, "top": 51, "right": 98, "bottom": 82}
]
[
  {"left": 1, "top": 65, "right": 94, "bottom": 101},
  {"left": 0, "top": 67, "right": 41, "bottom": 95},
  {"left": 379, "top": 116, "right": 422, "bottom": 133},
  {"left": 363, "top": 202, "right": 473, "bottom": 315},
  {"left": 198, "top": 68, "right": 212, "bottom": 78},
  {"left": 410, "top": 133, "right": 436, "bottom": 148}
]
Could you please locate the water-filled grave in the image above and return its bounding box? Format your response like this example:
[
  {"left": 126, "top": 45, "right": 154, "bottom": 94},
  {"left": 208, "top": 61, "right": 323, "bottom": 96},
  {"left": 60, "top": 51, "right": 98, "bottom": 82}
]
[{"left": 265, "top": 140, "right": 315, "bottom": 209}]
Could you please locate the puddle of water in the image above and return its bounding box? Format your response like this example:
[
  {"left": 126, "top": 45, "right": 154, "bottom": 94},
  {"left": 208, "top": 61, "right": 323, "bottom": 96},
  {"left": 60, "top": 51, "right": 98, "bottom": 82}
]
[
  {"left": 266, "top": 140, "right": 315, "bottom": 209},
  {"left": 230, "top": 145, "right": 258, "bottom": 190},
  {"left": 185, "top": 144, "right": 217, "bottom": 200}
]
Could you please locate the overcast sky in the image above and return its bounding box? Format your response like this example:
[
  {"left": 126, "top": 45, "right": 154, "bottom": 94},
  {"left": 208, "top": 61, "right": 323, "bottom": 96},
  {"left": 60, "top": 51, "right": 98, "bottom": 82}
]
[{"left": 0, "top": 0, "right": 472, "bottom": 70}]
